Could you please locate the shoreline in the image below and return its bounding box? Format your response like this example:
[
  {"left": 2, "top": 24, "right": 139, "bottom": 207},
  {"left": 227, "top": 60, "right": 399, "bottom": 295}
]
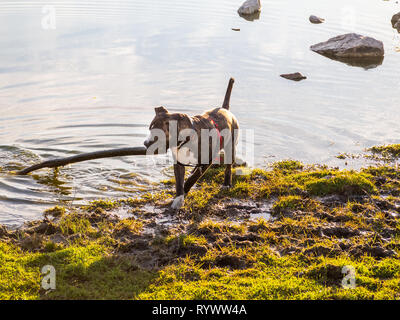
[{"left": 1, "top": 144, "right": 399, "bottom": 299}]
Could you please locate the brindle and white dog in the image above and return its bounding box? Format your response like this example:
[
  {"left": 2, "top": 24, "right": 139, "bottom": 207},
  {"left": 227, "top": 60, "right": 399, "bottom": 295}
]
[{"left": 144, "top": 78, "right": 239, "bottom": 209}]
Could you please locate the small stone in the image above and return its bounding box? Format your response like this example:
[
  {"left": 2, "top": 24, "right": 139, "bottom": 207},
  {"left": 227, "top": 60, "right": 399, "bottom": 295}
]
[
  {"left": 309, "top": 15, "right": 325, "bottom": 24},
  {"left": 280, "top": 72, "right": 307, "bottom": 81},
  {"left": 391, "top": 12, "right": 400, "bottom": 29}
]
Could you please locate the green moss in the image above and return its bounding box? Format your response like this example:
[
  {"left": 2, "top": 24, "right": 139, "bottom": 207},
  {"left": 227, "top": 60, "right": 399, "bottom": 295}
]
[
  {"left": 302, "top": 171, "right": 376, "bottom": 196},
  {"left": 58, "top": 214, "right": 95, "bottom": 236},
  {"left": 137, "top": 252, "right": 400, "bottom": 300},
  {"left": 197, "top": 219, "right": 246, "bottom": 235},
  {"left": 273, "top": 195, "right": 320, "bottom": 214},
  {"left": 272, "top": 160, "right": 304, "bottom": 173},
  {"left": 183, "top": 182, "right": 219, "bottom": 212},
  {"left": 44, "top": 206, "right": 65, "bottom": 218},
  {"left": 165, "top": 234, "right": 207, "bottom": 247},
  {"left": 3, "top": 157, "right": 400, "bottom": 300},
  {"left": 114, "top": 219, "right": 143, "bottom": 235},
  {"left": 367, "top": 144, "right": 400, "bottom": 159},
  {"left": 86, "top": 199, "right": 118, "bottom": 211},
  {"left": 0, "top": 243, "right": 41, "bottom": 300},
  {"left": 43, "top": 241, "right": 64, "bottom": 253},
  {"left": 371, "top": 259, "right": 400, "bottom": 279}
]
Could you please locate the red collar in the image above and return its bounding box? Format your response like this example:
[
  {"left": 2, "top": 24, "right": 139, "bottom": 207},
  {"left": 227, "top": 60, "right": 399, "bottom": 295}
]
[
  {"left": 208, "top": 118, "right": 222, "bottom": 144},
  {"left": 207, "top": 117, "right": 223, "bottom": 165}
]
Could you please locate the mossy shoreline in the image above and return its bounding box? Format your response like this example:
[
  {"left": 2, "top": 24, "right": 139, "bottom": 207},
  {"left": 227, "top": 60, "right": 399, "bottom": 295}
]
[{"left": 1, "top": 145, "right": 400, "bottom": 300}]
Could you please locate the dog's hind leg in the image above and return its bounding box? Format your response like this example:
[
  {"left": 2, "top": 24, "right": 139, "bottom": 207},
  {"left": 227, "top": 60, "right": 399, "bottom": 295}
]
[
  {"left": 184, "top": 164, "right": 211, "bottom": 194},
  {"left": 223, "top": 139, "right": 235, "bottom": 187},
  {"left": 172, "top": 164, "right": 185, "bottom": 209},
  {"left": 223, "top": 164, "right": 232, "bottom": 187}
]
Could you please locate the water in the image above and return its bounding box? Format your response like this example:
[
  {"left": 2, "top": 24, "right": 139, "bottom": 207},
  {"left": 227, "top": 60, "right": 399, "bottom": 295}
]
[{"left": 1, "top": 0, "right": 400, "bottom": 226}]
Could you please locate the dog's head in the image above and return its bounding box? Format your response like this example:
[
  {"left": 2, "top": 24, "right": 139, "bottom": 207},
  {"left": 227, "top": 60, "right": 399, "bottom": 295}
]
[{"left": 144, "top": 106, "right": 193, "bottom": 150}]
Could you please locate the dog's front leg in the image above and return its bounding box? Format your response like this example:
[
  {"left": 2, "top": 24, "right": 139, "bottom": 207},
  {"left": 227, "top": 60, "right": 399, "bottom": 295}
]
[
  {"left": 184, "top": 164, "right": 211, "bottom": 194},
  {"left": 171, "top": 163, "right": 185, "bottom": 209},
  {"left": 224, "top": 164, "right": 232, "bottom": 187}
]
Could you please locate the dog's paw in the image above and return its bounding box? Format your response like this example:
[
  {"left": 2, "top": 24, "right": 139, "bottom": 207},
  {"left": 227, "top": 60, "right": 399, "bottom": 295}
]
[{"left": 171, "top": 195, "right": 185, "bottom": 210}]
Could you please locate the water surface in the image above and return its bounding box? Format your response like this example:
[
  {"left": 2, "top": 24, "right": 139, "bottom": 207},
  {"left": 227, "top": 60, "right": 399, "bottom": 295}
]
[{"left": 1, "top": 0, "right": 400, "bottom": 226}]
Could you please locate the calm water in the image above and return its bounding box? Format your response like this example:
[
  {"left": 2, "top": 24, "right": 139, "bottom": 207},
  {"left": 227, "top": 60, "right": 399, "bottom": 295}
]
[{"left": 1, "top": 0, "right": 400, "bottom": 226}]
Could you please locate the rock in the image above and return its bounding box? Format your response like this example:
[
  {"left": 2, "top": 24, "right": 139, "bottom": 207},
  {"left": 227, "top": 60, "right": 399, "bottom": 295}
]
[
  {"left": 391, "top": 12, "right": 400, "bottom": 29},
  {"left": 280, "top": 72, "right": 307, "bottom": 81},
  {"left": 237, "top": 0, "right": 261, "bottom": 16},
  {"left": 310, "top": 33, "right": 384, "bottom": 58},
  {"left": 309, "top": 15, "right": 325, "bottom": 24},
  {"left": 310, "top": 33, "right": 384, "bottom": 69}
]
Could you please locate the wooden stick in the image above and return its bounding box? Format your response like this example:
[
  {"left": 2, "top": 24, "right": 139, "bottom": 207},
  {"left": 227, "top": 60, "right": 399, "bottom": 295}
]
[{"left": 17, "top": 147, "right": 150, "bottom": 175}]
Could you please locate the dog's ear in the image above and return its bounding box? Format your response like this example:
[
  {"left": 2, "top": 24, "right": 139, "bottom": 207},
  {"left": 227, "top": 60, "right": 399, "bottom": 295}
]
[{"left": 155, "top": 106, "right": 169, "bottom": 115}]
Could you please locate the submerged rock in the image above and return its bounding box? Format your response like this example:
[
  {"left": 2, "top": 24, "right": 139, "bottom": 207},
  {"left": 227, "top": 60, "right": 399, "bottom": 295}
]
[
  {"left": 311, "top": 33, "right": 384, "bottom": 58},
  {"left": 280, "top": 72, "right": 307, "bottom": 81},
  {"left": 237, "top": 0, "right": 261, "bottom": 16},
  {"left": 392, "top": 12, "right": 400, "bottom": 32},
  {"left": 309, "top": 15, "right": 325, "bottom": 24}
]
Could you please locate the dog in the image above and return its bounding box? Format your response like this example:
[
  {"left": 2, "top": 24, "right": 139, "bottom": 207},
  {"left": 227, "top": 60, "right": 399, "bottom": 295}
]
[{"left": 144, "top": 78, "right": 239, "bottom": 209}]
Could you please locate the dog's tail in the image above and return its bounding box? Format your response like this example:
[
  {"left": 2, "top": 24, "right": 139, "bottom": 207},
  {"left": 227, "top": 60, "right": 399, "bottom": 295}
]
[{"left": 222, "top": 77, "right": 235, "bottom": 110}]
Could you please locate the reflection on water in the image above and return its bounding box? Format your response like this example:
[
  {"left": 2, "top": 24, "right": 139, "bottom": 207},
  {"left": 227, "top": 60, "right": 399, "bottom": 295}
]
[
  {"left": 1, "top": 0, "right": 400, "bottom": 226},
  {"left": 238, "top": 11, "right": 261, "bottom": 21},
  {"left": 312, "top": 53, "right": 385, "bottom": 69}
]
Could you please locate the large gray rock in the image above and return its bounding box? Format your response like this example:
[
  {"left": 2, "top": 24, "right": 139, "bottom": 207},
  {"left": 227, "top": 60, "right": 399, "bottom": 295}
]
[
  {"left": 310, "top": 33, "right": 384, "bottom": 58},
  {"left": 238, "top": 0, "right": 261, "bottom": 15}
]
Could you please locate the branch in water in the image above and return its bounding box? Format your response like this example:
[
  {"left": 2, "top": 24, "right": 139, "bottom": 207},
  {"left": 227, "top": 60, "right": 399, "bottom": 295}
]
[{"left": 17, "top": 147, "right": 150, "bottom": 175}]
